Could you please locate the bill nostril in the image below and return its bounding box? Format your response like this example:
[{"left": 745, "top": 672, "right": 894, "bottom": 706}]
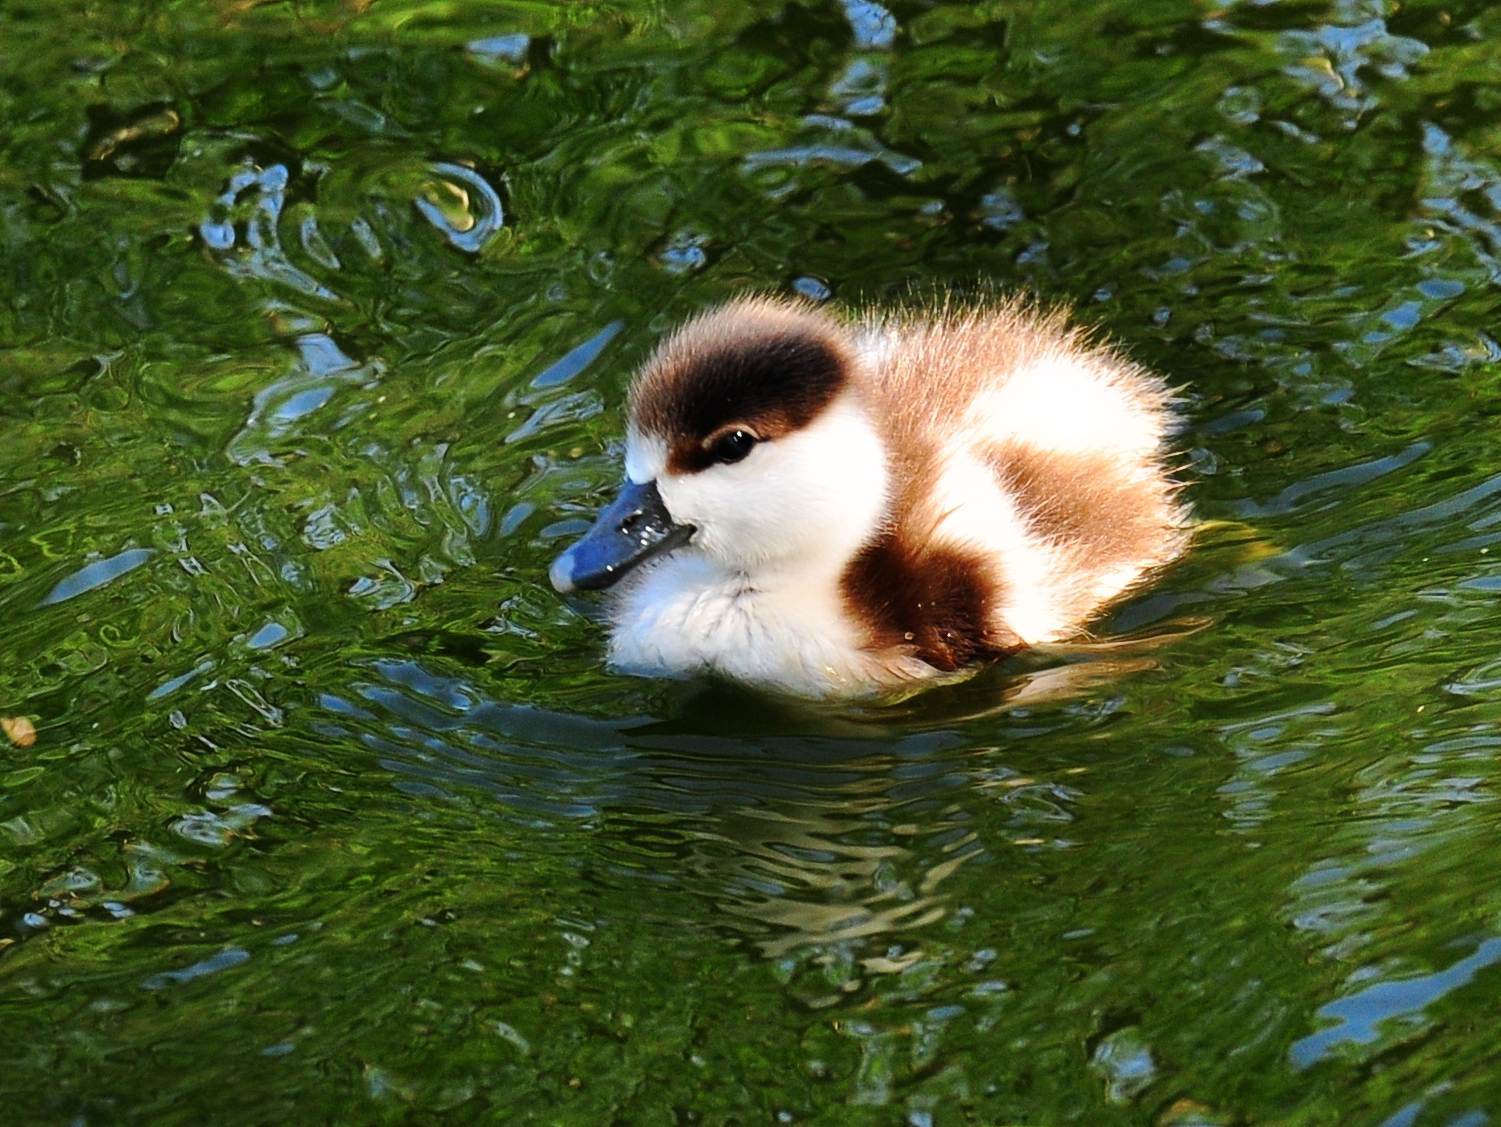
[{"left": 619, "top": 509, "right": 647, "bottom": 535}]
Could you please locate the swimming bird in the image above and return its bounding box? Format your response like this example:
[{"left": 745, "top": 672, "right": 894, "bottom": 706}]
[{"left": 549, "top": 295, "right": 1190, "bottom": 700}]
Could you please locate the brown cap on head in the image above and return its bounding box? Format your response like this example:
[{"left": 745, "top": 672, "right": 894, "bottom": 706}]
[{"left": 628, "top": 297, "right": 856, "bottom": 474}]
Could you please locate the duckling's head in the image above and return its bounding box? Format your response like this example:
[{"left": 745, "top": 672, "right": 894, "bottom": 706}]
[{"left": 550, "top": 297, "right": 889, "bottom": 593}]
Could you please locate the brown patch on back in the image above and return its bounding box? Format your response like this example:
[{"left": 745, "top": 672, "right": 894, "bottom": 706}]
[
  {"left": 986, "top": 442, "right": 1182, "bottom": 571},
  {"left": 629, "top": 298, "right": 854, "bottom": 474},
  {"left": 842, "top": 534, "right": 1022, "bottom": 672}
]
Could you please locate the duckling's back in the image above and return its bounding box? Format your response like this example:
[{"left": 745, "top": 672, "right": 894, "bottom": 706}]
[{"left": 843, "top": 301, "right": 1189, "bottom": 664}]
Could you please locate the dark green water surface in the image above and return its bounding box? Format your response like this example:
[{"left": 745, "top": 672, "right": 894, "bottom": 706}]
[{"left": 5, "top": 0, "right": 1501, "bottom": 1122}]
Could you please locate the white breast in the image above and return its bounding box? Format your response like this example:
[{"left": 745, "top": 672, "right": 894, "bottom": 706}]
[{"left": 606, "top": 554, "right": 926, "bottom": 698}]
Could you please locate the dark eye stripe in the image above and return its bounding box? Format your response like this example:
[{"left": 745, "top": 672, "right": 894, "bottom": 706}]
[
  {"left": 635, "top": 309, "right": 852, "bottom": 477},
  {"left": 646, "top": 332, "right": 845, "bottom": 440}
]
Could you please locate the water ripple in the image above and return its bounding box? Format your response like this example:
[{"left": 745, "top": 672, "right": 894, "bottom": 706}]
[{"left": 412, "top": 161, "right": 505, "bottom": 253}]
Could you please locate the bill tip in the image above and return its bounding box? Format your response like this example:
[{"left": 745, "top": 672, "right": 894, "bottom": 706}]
[{"left": 549, "top": 551, "right": 577, "bottom": 594}]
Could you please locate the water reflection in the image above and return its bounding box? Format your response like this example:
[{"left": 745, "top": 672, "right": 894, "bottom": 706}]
[
  {"left": 306, "top": 654, "right": 1067, "bottom": 979},
  {"left": 227, "top": 330, "right": 382, "bottom": 464},
  {"left": 314, "top": 644, "right": 1226, "bottom": 975}
]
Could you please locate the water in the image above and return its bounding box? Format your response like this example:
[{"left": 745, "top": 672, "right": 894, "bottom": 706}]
[{"left": 4, "top": 0, "right": 1501, "bottom": 1121}]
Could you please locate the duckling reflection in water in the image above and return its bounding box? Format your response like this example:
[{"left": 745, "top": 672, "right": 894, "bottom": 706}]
[{"left": 550, "top": 296, "right": 1191, "bottom": 700}]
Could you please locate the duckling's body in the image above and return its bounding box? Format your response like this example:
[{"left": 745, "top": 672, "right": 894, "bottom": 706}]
[{"left": 551, "top": 296, "right": 1190, "bottom": 700}]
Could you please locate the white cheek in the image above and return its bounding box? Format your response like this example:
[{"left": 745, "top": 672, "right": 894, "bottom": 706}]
[
  {"left": 655, "top": 457, "right": 769, "bottom": 562},
  {"left": 656, "top": 396, "right": 888, "bottom": 572}
]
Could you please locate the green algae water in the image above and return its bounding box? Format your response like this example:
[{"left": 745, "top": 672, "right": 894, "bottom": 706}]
[{"left": 5, "top": 0, "right": 1501, "bottom": 1121}]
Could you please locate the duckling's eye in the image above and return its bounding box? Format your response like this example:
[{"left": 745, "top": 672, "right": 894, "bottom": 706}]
[{"left": 710, "top": 429, "right": 758, "bottom": 465}]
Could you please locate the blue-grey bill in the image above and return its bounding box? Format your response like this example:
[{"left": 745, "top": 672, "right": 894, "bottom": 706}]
[{"left": 549, "top": 478, "right": 695, "bottom": 593}]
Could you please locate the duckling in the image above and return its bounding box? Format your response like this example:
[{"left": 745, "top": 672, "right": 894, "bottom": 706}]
[{"left": 550, "top": 295, "right": 1190, "bottom": 700}]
